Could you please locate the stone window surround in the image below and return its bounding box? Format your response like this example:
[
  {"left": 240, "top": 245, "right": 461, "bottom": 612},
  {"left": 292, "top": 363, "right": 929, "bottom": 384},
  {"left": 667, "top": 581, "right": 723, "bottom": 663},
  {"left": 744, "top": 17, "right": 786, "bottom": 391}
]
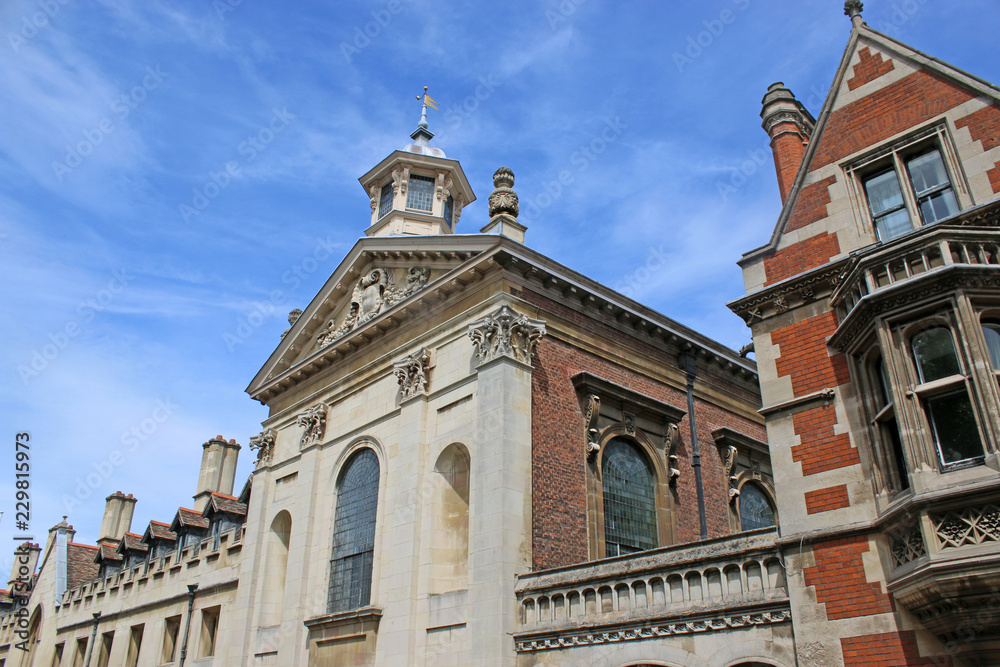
[
  {"left": 842, "top": 122, "right": 973, "bottom": 243},
  {"left": 849, "top": 294, "right": 1000, "bottom": 504},
  {"left": 571, "top": 372, "right": 686, "bottom": 560},
  {"left": 711, "top": 428, "right": 776, "bottom": 534}
]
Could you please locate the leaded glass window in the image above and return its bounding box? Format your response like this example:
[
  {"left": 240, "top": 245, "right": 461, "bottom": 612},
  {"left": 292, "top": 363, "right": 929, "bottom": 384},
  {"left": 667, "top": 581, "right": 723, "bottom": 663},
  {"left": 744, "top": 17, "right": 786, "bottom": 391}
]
[
  {"left": 739, "top": 484, "right": 776, "bottom": 531},
  {"left": 377, "top": 182, "right": 394, "bottom": 220},
  {"left": 328, "top": 449, "right": 380, "bottom": 613},
  {"left": 406, "top": 174, "right": 435, "bottom": 211},
  {"left": 602, "top": 438, "right": 657, "bottom": 557}
]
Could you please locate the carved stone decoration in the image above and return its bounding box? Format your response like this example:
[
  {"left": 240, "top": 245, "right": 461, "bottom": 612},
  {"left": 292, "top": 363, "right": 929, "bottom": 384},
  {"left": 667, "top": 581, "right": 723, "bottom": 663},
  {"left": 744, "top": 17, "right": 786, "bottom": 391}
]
[
  {"left": 888, "top": 523, "right": 926, "bottom": 569},
  {"left": 932, "top": 504, "right": 1000, "bottom": 548},
  {"left": 666, "top": 423, "right": 681, "bottom": 484},
  {"left": 488, "top": 167, "right": 519, "bottom": 218},
  {"left": 368, "top": 185, "right": 378, "bottom": 211},
  {"left": 394, "top": 348, "right": 431, "bottom": 400},
  {"left": 281, "top": 308, "right": 303, "bottom": 339},
  {"left": 844, "top": 0, "right": 864, "bottom": 19},
  {"left": 751, "top": 458, "right": 761, "bottom": 480},
  {"left": 316, "top": 267, "right": 431, "bottom": 348},
  {"left": 453, "top": 197, "right": 465, "bottom": 225},
  {"left": 724, "top": 445, "right": 740, "bottom": 503},
  {"left": 248, "top": 429, "right": 276, "bottom": 467},
  {"left": 468, "top": 305, "right": 546, "bottom": 366},
  {"left": 296, "top": 403, "right": 328, "bottom": 450},
  {"left": 585, "top": 395, "right": 601, "bottom": 460},
  {"left": 623, "top": 412, "right": 636, "bottom": 435}
]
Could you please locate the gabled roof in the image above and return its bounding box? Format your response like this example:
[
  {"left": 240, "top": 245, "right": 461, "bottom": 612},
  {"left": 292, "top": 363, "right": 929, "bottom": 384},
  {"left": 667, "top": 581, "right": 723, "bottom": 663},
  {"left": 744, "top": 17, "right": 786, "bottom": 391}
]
[
  {"left": 66, "top": 543, "right": 99, "bottom": 589},
  {"left": 143, "top": 520, "right": 177, "bottom": 543},
  {"left": 116, "top": 532, "right": 148, "bottom": 555},
  {"left": 94, "top": 542, "right": 122, "bottom": 564},
  {"left": 203, "top": 492, "right": 247, "bottom": 518},
  {"left": 170, "top": 507, "right": 210, "bottom": 532},
  {"left": 741, "top": 22, "right": 1000, "bottom": 263}
]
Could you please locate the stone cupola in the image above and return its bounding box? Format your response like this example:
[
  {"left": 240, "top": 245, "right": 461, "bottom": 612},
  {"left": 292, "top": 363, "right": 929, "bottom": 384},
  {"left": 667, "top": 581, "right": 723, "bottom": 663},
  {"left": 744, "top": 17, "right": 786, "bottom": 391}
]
[{"left": 359, "top": 87, "right": 476, "bottom": 237}]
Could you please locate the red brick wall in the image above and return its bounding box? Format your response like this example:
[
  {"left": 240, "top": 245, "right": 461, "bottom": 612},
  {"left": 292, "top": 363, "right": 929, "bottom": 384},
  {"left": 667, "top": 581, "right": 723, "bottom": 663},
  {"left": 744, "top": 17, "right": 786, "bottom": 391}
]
[
  {"left": 810, "top": 70, "right": 974, "bottom": 171},
  {"left": 785, "top": 175, "right": 837, "bottom": 234},
  {"left": 847, "top": 47, "right": 896, "bottom": 91},
  {"left": 842, "top": 631, "right": 953, "bottom": 666},
  {"left": 803, "top": 535, "right": 894, "bottom": 620},
  {"left": 989, "top": 161, "right": 1000, "bottom": 194},
  {"left": 805, "top": 484, "right": 851, "bottom": 514},
  {"left": 792, "top": 404, "right": 860, "bottom": 476},
  {"left": 955, "top": 103, "right": 1000, "bottom": 151},
  {"left": 770, "top": 122, "right": 809, "bottom": 204},
  {"left": 527, "top": 327, "right": 764, "bottom": 569},
  {"left": 771, "top": 311, "right": 850, "bottom": 396},
  {"left": 763, "top": 232, "right": 841, "bottom": 286}
]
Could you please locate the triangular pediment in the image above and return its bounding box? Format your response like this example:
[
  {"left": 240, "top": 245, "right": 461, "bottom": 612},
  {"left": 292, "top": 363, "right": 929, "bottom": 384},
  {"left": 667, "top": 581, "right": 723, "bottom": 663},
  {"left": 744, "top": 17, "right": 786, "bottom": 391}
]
[
  {"left": 246, "top": 235, "right": 504, "bottom": 401},
  {"left": 744, "top": 23, "right": 1000, "bottom": 262}
]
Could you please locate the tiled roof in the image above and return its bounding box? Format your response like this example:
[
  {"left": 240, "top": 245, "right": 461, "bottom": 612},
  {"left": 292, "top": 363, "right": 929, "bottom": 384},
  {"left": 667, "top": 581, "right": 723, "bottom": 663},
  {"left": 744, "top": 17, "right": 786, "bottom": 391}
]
[
  {"left": 171, "top": 507, "right": 210, "bottom": 531},
  {"left": 117, "top": 532, "right": 148, "bottom": 554},
  {"left": 95, "top": 542, "right": 123, "bottom": 563},
  {"left": 204, "top": 492, "right": 248, "bottom": 517},
  {"left": 66, "top": 543, "right": 100, "bottom": 589},
  {"left": 144, "top": 520, "right": 177, "bottom": 542}
]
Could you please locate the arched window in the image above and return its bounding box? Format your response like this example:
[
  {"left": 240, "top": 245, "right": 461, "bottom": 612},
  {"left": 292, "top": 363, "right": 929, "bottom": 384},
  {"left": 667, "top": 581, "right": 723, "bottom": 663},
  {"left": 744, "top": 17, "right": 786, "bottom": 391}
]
[
  {"left": 738, "top": 483, "right": 776, "bottom": 531},
  {"left": 602, "top": 438, "right": 657, "bottom": 556},
  {"left": 328, "top": 449, "right": 380, "bottom": 613},
  {"left": 911, "top": 328, "right": 983, "bottom": 466}
]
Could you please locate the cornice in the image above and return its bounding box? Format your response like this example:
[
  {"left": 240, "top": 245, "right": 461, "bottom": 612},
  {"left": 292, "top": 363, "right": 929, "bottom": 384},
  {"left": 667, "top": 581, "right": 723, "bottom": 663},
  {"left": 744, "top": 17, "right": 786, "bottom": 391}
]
[{"left": 728, "top": 260, "right": 847, "bottom": 327}]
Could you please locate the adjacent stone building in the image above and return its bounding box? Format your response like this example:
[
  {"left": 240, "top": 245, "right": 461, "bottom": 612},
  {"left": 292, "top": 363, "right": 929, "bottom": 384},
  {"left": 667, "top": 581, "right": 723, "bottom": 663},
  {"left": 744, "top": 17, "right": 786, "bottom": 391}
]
[{"left": 3, "top": 3, "right": 999, "bottom": 666}]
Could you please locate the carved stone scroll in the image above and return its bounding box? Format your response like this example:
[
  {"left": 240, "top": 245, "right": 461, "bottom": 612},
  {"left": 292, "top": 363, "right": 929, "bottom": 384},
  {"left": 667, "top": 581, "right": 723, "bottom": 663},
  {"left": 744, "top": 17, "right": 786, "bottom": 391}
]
[
  {"left": 297, "top": 403, "right": 328, "bottom": 449},
  {"left": 666, "top": 423, "right": 681, "bottom": 485},
  {"left": 249, "top": 429, "right": 276, "bottom": 467},
  {"left": 468, "top": 305, "right": 546, "bottom": 367},
  {"left": 724, "top": 445, "right": 740, "bottom": 503},
  {"left": 585, "top": 395, "right": 601, "bottom": 460},
  {"left": 394, "top": 348, "right": 431, "bottom": 400}
]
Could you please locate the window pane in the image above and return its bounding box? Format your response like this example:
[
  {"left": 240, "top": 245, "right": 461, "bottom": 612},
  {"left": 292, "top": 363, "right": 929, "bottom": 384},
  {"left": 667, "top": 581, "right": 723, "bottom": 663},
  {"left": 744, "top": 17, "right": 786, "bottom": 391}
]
[
  {"left": 918, "top": 188, "right": 959, "bottom": 224},
  {"left": 602, "top": 438, "right": 657, "bottom": 555},
  {"left": 444, "top": 195, "right": 454, "bottom": 226},
  {"left": 906, "top": 150, "right": 950, "bottom": 196},
  {"left": 875, "top": 208, "right": 913, "bottom": 241},
  {"left": 377, "top": 182, "right": 394, "bottom": 219},
  {"left": 739, "top": 484, "right": 776, "bottom": 531},
  {"left": 912, "top": 328, "right": 961, "bottom": 382},
  {"left": 927, "top": 392, "right": 983, "bottom": 465},
  {"left": 883, "top": 417, "right": 910, "bottom": 491},
  {"left": 874, "top": 357, "right": 892, "bottom": 408},
  {"left": 406, "top": 175, "right": 435, "bottom": 211},
  {"left": 329, "top": 449, "right": 379, "bottom": 612},
  {"left": 983, "top": 325, "right": 1000, "bottom": 369},
  {"left": 865, "top": 170, "right": 904, "bottom": 216}
]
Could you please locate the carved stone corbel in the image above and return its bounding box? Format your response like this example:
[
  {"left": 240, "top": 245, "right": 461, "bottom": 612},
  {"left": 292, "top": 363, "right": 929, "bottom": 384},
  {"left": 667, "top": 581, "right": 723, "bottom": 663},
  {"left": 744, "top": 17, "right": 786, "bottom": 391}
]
[
  {"left": 249, "top": 429, "right": 276, "bottom": 467},
  {"left": 623, "top": 412, "right": 636, "bottom": 435},
  {"left": 724, "top": 444, "right": 740, "bottom": 503},
  {"left": 297, "top": 403, "right": 328, "bottom": 449},
  {"left": 369, "top": 185, "right": 378, "bottom": 211},
  {"left": 394, "top": 347, "right": 431, "bottom": 400},
  {"left": 468, "top": 304, "right": 546, "bottom": 367},
  {"left": 585, "top": 395, "right": 601, "bottom": 460},
  {"left": 666, "top": 423, "right": 681, "bottom": 485}
]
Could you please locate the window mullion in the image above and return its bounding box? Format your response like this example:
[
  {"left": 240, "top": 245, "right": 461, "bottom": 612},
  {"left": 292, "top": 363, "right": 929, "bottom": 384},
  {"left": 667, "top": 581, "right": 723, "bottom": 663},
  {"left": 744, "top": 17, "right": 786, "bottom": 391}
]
[{"left": 894, "top": 152, "right": 921, "bottom": 230}]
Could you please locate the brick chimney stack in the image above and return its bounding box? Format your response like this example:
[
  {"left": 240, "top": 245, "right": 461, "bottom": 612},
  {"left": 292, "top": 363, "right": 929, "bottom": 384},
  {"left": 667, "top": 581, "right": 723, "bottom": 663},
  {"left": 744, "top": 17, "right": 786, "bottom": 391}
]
[
  {"left": 193, "top": 436, "right": 241, "bottom": 511},
  {"left": 760, "top": 82, "right": 816, "bottom": 204},
  {"left": 98, "top": 491, "right": 137, "bottom": 545}
]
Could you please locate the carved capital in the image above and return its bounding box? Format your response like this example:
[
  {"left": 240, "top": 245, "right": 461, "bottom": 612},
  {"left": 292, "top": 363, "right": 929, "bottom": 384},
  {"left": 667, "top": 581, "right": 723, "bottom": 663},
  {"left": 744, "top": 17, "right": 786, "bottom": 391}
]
[
  {"left": 296, "top": 403, "right": 328, "bottom": 449},
  {"left": 394, "top": 347, "right": 431, "bottom": 400},
  {"left": 249, "top": 429, "right": 276, "bottom": 467},
  {"left": 468, "top": 304, "right": 546, "bottom": 367}
]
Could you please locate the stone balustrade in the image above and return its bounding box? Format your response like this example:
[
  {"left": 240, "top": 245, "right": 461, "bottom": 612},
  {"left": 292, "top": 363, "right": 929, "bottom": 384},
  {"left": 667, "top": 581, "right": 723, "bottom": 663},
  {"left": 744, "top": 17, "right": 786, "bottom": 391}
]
[{"left": 513, "top": 529, "right": 789, "bottom": 653}]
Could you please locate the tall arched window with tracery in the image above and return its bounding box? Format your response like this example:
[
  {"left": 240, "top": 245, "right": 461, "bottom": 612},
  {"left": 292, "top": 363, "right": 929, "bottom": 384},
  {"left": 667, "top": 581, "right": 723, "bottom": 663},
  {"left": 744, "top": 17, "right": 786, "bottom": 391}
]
[
  {"left": 328, "top": 448, "right": 380, "bottom": 613},
  {"left": 602, "top": 437, "right": 657, "bottom": 557}
]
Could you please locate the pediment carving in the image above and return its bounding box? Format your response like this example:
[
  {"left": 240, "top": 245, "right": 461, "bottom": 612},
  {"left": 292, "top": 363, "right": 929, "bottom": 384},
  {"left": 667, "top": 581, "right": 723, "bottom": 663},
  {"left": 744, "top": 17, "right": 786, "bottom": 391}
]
[{"left": 315, "top": 266, "right": 431, "bottom": 349}]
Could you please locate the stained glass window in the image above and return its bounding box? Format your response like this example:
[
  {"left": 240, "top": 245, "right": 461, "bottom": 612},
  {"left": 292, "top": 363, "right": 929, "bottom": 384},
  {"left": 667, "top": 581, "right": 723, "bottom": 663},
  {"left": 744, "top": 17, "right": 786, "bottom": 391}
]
[
  {"left": 377, "top": 182, "right": 394, "bottom": 220},
  {"left": 328, "top": 449, "right": 380, "bottom": 612},
  {"left": 739, "top": 484, "right": 776, "bottom": 531},
  {"left": 602, "top": 438, "right": 657, "bottom": 557},
  {"left": 406, "top": 174, "right": 435, "bottom": 211}
]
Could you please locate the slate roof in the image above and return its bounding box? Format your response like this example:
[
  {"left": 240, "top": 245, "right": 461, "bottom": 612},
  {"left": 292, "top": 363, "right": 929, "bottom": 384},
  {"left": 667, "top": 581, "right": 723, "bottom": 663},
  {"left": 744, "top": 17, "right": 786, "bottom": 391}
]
[
  {"left": 203, "top": 492, "right": 248, "bottom": 518},
  {"left": 144, "top": 520, "right": 177, "bottom": 543},
  {"left": 95, "top": 541, "right": 122, "bottom": 563},
  {"left": 171, "top": 507, "right": 210, "bottom": 532},
  {"left": 116, "top": 532, "right": 148, "bottom": 556}
]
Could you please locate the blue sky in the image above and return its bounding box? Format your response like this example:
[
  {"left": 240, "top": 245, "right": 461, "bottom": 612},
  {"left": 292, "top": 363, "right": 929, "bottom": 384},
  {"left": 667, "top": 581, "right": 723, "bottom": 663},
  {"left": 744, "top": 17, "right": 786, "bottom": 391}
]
[{"left": 1, "top": 0, "right": 998, "bottom": 573}]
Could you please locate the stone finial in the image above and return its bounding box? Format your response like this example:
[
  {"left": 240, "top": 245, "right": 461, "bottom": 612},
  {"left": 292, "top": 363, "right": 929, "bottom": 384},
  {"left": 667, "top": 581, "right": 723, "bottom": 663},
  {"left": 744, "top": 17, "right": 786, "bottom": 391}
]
[
  {"left": 288, "top": 309, "right": 302, "bottom": 325},
  {"left": 844, "top": 0, "right": 864, "bottom": 27},
  {"left": 488, "top": 166, "right": 518, "bottom": 218}
]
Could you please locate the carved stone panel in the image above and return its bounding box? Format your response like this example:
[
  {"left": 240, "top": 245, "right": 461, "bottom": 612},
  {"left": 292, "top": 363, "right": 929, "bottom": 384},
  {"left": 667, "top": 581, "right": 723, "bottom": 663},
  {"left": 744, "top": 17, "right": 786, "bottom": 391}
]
[
  {"left": 468, "top": 304, "right": 546, "bottom": 367},
  {"left": 297, "top": 403, "right": 328, "bottom": 450}
]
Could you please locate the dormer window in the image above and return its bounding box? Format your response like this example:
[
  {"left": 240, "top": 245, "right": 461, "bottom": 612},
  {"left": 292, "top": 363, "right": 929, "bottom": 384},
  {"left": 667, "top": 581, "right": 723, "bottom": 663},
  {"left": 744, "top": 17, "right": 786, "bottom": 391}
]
[
  {"left": 406, "top": 174, "right": 435, "bottom": 211},
  {"left": 853, "top": 127, "right": 963, "bottom": 243},
  {"left": 377, "top": 182, "right": 394, "bottom": 220}
]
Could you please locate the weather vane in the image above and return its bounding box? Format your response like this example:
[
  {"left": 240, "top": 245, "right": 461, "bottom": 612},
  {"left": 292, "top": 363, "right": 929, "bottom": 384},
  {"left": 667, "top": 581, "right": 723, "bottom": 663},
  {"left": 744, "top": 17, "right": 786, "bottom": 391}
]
[{"left": 415, "top": 85, "right": 439, "bottom": 130}]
